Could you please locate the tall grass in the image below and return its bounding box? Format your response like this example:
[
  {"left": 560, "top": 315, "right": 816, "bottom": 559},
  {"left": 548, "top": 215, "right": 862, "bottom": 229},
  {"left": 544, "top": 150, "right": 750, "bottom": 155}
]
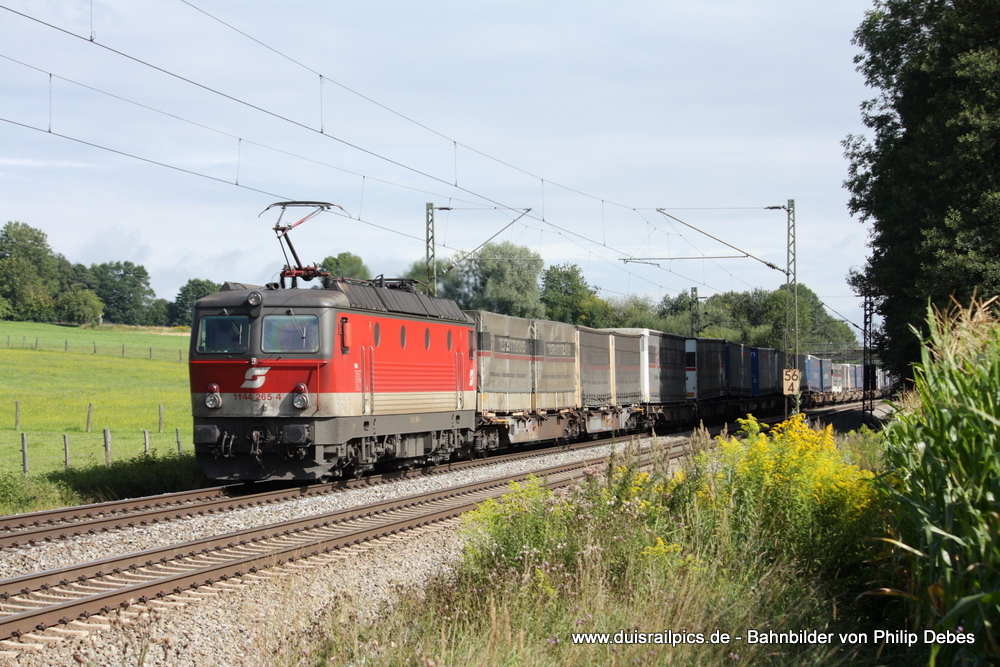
[
  {"left": 880, "top": 300, "right": 1000, "bottom": 663},
  {"left": 299, "top": 424, "right": 898, "bottom": 666}
]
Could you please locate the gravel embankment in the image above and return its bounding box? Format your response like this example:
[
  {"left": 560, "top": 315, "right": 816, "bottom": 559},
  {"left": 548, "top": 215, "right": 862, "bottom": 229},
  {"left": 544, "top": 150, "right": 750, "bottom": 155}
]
[
  {"left": 0, "top": 439, "right": 650, "bottom": 581},
  {"left": 1, "top": 437, "right": 663, "bottom": 664},
  {"left": 9, "top": 520, "right": 465, "bottom": 666}
]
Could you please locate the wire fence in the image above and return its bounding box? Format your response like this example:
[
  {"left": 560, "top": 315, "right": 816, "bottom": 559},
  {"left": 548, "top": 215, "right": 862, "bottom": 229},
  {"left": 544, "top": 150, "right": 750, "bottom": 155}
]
[
  {"left": 0, "top": 428, "right": 191, "bottom": 475},
  {"left": 3, "top": 334, "right": 188, "bottom": 363}
]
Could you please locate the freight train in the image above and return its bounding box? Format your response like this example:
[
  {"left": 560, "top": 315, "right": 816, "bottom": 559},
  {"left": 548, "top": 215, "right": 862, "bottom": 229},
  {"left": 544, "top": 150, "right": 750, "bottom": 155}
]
[{"left": 188, "top": 202, "right": 890, "bottom": 482}]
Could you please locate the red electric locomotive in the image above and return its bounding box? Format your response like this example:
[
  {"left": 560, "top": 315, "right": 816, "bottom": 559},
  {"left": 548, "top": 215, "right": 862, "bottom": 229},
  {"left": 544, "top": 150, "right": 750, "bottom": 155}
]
[{"left": 190, "top": 203, "right": 477, "bottom": 480}]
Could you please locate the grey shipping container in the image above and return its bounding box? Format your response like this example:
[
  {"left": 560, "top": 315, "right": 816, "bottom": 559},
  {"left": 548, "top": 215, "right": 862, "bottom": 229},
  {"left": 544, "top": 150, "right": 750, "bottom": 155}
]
[
  {"left": 612, "top": 331, "right": 643, "bottom": 405},
  {"left": 533, "top": 318, "right": 579, "bottom": 410},
  {"left": 579, "top": 327, "right": 613, "bottom": 406},
  {"left": 467, "top": 310, "right": 533, "bottom": 412},
  {"left": 605, "top": 328, "right": 686, "bottom": 404},
  {"left": 727, "top": 341, "right": 753, "bottom": 396},
  {"left": 692, "top": 338, "right": 727, "bottom": 400}
]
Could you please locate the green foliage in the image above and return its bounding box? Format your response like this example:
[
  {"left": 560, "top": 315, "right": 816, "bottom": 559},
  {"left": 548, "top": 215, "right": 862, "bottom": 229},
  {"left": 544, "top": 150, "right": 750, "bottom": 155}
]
[
  {"left": 657, "top": 283, "right": 857, "bottom": 351},
  {"left": 307, "top": 435, "right": 904, "bottom": 666},
  {"left": 399, "top": 258, "right": 469, "bottom": 305},
  {"left": 168, "top": 278, "right": 221, "bottom": 326},
  {"left": 45, "top": 451, "right": 207, "bottom": 502},
  {"left": 320, "top": 252, "right": 371, "bottom": 281},
  {"left": 845, "top": 0, "right": 1000, "bottom": 377},
  {"left": 54, "top": 287, "right": 104, "bottom": 325},
  {"left": 85, "top": 260, "right": 156, "bottom": 325},
  {"left": 540, "top": 263, "right": 598, "bottom": 325},
  {"left": 881, "top": 300, "right": 1000, "bottom": 661},
  {"left": 466, "top": 241, "right": 545, "bottom": 318},
  {"left": 682, "top": 415, "right": 882, "bottom": 572},
  {"left": 0, "top": 469, "right": 81, "bottom": 515}
]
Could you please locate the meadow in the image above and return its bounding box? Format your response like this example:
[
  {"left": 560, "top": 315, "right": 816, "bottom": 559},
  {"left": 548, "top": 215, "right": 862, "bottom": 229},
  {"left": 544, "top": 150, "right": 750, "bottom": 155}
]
[
  {"left": 0, "top": 322, "right": 192, "bottom": 475},
  {"left": 1, "top": 321, "right": 189, "bottom": 363}
]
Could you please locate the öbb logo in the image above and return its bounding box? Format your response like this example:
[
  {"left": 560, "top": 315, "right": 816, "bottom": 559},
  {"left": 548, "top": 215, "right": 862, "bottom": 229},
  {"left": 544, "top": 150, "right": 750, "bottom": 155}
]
[{"left": 241, "top": 367, "right": 271, "bottom": 389}]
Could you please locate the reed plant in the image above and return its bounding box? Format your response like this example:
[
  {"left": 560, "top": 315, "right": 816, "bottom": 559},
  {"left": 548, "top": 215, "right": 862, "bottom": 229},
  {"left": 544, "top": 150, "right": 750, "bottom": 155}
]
[{"left": 880, "top": 299, "right": 1000, "bottom": 663}]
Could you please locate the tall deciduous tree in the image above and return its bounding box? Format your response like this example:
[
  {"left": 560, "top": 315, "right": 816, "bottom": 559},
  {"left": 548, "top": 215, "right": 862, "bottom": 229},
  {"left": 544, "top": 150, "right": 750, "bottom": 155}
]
[
  {"left": 0, "top": 221, "right": 60, "bottom": 321},
  {"left": 168, "top": 279, "right": 221, "bottom": 326},
  {"left": 465, "top": 241, "right": 545, "bottom": 318},
  {"left": 541, "top": 263, "right": 598, "bottom": 325},
  {"left": 320, "top": 252, "right": 371, "bottom": 281},
  {"left": 54, "top": 287, "right": 104, "bottom": 325},
  {"left": 86, "top": 261, "right": 156, "bottom": 325},
  {"left": 844, "top": 0, "right": 1000, "bottom": 376}
]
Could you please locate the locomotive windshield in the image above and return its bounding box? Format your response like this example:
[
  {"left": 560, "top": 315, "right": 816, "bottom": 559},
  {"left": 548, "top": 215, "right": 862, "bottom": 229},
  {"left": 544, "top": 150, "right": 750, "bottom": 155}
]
[
  {"left": 262, "top": 314, "right": 320, "bottom": 353},
  {"left": 197, "top": 315, "right": 250, "bottom": 353}
]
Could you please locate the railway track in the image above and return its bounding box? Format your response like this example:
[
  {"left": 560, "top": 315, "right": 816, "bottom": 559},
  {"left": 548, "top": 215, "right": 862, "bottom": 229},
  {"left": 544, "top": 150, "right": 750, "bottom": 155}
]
[
  {"left": 0, "top": 439, "right": 612, "bottom": 550},
  {"left": 0, "top": 402, "right": 882, "bottom": 654},
  {"left": 0, "top": 442, "right": 681, "bottom": 646},
  {"left": 0, "top": 401, "right": 881, "bottom": 552}
]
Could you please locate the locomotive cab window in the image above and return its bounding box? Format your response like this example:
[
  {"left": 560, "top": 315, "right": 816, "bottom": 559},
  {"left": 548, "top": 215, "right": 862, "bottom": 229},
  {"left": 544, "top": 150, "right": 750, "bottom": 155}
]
[
  {"left": 197, "top": 315, "right": 250, "bottom": 354},
  {"left": 262, "top": 314, "right": 320, "bottom": 353}
]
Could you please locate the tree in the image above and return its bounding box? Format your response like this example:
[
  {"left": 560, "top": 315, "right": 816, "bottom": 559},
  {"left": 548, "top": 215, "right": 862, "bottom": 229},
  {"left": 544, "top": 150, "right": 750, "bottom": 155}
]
[
  {"left": 464, "top": 241, "right": 545, "bottom": 318},
  {"left": 168, "top": 279, "right": 221, "bottom": 326},
  {"left": 54, "top": 287, "right": 104, "bottom": 325},
  {"left": 399, "top": 258, "right": 471, "bottom": 306},
  {"left": 844, "top": 0, "right": 1000, "bottom": 377},
  {"left": 0, "top": 222, "right": 60, "bottom": 321},
  {"left": 86, "top": 261, "right": 156, "bottom": 325},
  {"left": 541, "top": 263, "right": 598, "bottom": 324},
  {"left": 320, "top": 252, "right": 371, "bottom": 281}
]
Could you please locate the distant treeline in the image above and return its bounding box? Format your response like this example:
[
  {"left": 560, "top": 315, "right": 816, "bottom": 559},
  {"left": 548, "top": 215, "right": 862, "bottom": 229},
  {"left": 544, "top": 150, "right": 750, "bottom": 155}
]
[{"left": 1, "top": 222, "right": 855, "bottom": 350}]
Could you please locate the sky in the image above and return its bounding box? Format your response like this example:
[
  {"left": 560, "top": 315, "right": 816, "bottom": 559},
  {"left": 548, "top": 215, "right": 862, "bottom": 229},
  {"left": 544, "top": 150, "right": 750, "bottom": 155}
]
[{"left": 1, "top": 0, "right": 878, "bottom": 338}]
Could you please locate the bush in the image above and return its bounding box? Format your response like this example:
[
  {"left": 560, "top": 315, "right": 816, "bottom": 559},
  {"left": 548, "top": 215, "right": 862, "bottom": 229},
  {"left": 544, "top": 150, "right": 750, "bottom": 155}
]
[{"left": 677, "top": 414, "right": 882, "bottom": 573}]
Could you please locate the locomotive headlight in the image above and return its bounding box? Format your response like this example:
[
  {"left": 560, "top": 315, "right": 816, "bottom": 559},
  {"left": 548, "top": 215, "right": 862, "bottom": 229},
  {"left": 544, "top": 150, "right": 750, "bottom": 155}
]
[
  {"left": 292, "top": 383, "right": 309, "bottom": 409},
  {"left": 205, "top": 383, "right": 222, "bottom": 409},
  {"left": 247, "top": 291, "right": 263, "bottom": 307}
]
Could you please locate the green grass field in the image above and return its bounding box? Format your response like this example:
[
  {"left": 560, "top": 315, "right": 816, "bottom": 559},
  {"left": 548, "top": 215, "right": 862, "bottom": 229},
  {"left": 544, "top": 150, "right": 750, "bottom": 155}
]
[
  {"left": 0, "top": 323, "right": 193, "bottom": 474},
  {"left": 0, "top": 321, "right": 190, "bottom": 363}
]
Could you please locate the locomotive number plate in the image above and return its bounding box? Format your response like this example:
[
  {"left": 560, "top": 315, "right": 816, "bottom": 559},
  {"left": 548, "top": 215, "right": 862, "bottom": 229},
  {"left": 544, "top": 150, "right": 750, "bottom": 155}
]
[{"left": 234, "top": 393, "right": 284, "bottom": 401}]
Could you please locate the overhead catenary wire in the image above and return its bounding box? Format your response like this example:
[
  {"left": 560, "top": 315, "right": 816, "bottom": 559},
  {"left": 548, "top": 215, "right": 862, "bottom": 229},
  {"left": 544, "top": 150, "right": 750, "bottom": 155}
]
[
  {"left": 0, "top": 3, "right": 851, "bottom": 317},
  {"left": 1, "top": 4, "right": 682, "bottom": 295}
]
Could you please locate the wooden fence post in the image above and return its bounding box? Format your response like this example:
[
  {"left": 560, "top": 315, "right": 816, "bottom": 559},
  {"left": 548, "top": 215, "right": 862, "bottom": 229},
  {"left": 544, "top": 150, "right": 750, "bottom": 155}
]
[
  {"left": 121, "top": 344, "right": 126, "bottom": 358},
  {"left": 143, "top": 430, "right": 150, "bottom": 455},
  {"left": 103, "top": 428, "right": 112, "bottom": 466},
  {"left": 86, "top": 403, "right": 94, "bottom": 433},
  {"left": 176, "top": 427, "right": 182, "bottom": 454},
  {"left": 93, "top": 341, "right": 97, "bottom": 354},
  {"left": 178, "top": 349, "right": 182, "bottom": 362},
  {"left": 159, "top": 405, "right": 164, "bottom": 434},
  {"left": 149, "top": 347, "right": 153, "bottom": 360},
  {"left": 14, "top": 401, "right": 19, "bottom": 431},
  {"left": 65, "top": 339, "right": 69, "bottom": 352},
  {"left": 34, "top": 337, "right": 39, "bottom": 350},
  {"left": 21, "top": 433, "right": 28, "bottom": 474},
  {"left": 64, "top": 434, "right": 70, "bottom": 470}
]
